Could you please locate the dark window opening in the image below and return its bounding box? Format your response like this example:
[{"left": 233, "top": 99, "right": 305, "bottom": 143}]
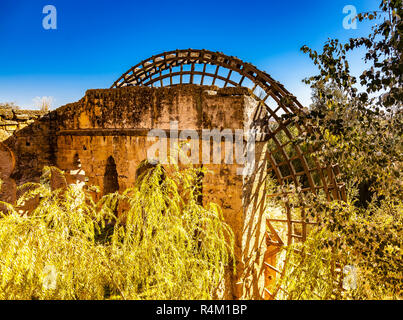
[{"left": 103, "top": 156, "right": 119, "bottom": 195}]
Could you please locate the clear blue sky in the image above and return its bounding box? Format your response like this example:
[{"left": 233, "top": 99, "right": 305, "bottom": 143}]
[{"left": 0, "top": 0, "right": 379, "bottom": 109}]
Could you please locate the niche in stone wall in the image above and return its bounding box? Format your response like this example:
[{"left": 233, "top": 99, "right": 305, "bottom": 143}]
[{"left": 103, "top": 156, "right": 119, "bottom": 195}]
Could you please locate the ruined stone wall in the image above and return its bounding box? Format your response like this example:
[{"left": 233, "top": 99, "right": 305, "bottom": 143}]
[
  {"left": 0, "top": 107, "right": 50, "bottom": 205},
  {"left": 0, "top": 107, "right": 47, "bottom": 142},
  {"left": 54, "top": 86, "right": 247, "bottom": 195},
  {"left": 0, "top": 85, "right": 269, "bottom": 299},
  {"left": 1, "top": 110, "right": 56, "bottom": 185}
]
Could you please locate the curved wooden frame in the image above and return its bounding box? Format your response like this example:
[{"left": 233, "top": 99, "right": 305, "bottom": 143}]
[{"left": 112, "top": 49, "right": 346, "bottom": 299}]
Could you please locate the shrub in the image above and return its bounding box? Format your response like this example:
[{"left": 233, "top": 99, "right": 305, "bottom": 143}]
[{"left": 0, "top": 164, "right": 234, "bottom": 300}]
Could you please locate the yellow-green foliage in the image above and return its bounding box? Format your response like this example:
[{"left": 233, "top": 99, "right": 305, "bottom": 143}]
[
  {"left": 265, "top": 166, "right": 402, "bottom": 300},
  {"left": 278, "top": 199, "right": 402, "bottom": 300},
  {"left": 0, "top": 164, "right": 234, "bottom": 300},
  {"left": 279, "top": 227, "right": 338, "bottom": 300}
]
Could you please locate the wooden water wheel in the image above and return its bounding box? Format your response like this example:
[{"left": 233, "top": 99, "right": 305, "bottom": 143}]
[{"left": 112, "top": 49, "right": 346, "bottom": 299}]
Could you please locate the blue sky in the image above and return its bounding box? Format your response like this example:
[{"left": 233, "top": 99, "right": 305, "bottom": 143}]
[{"left": 0, "top": 0, "right": 380, "bottom": 109}]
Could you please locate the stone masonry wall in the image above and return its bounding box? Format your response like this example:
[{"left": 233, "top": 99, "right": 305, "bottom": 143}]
[
  {"left": 0, "top": 107, "right": 49, "bottom": 206},
  {"left": 0, "top": 85, "right": 269, "bottom": 299},
  {"left": 0, "top": 107, "right": 47, "bottom": 142}
]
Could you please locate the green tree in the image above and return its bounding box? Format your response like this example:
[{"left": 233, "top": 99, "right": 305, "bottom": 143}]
[{"left": 278, "top": 0, "right": 402, "bottom": 299}]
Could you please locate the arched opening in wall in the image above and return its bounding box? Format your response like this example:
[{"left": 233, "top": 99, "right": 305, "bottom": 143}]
[
  {"left": 103, "top": 156, "right": 119, "bottom": 195},
  {"left": 96, "top": 156, "right": 120, "bottom": 248}
]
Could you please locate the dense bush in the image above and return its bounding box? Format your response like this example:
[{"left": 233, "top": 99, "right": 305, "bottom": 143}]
[
  {"left": 276, "top": 0, "right": 402, "bottom": 300},
  {"left": 0, "top": 164, "right": 234, "bottom": 300}
]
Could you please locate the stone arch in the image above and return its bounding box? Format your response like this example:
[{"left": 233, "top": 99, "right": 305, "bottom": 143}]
[
  {"left": 112, "top": 49, "right": 346, "bottom": 298},
  {"left": 103, "top": 156, "right": 119, "bottom": 195}
]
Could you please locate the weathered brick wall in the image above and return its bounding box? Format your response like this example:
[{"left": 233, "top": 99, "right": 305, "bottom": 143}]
[
  {"left": 53, "top": 86, "right": 248, "bottom": 194},
  {"left": 0, "top": 85, "right": 269, "bottom": 299}
]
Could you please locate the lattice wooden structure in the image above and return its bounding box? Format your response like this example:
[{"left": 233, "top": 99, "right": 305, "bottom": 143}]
[{"left": 111, "top": 49, "right": 346, "bottom": 299}]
